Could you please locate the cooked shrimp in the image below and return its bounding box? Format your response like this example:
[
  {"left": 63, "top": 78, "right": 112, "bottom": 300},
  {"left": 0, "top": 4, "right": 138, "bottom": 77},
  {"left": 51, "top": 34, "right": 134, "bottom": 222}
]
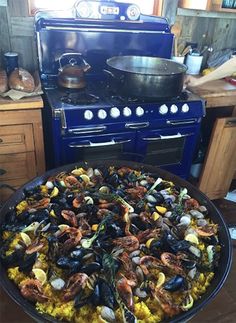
[
  {"left": 113, "top": 236, "right": 139, "bottom": 252},
  {"left": 20, "top": 279, "right": 48, "bottom": 303}
]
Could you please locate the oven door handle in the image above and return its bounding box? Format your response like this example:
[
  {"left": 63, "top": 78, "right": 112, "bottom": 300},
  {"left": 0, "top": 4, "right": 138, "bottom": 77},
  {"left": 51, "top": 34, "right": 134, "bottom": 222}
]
[
  {"left": 68, "top": 139, "right": 131, "bottom": 148},
  {"left": 125, "top": 122, "right": 149, "bottom": 129},
  {"left": 142, "top": 132, "right": 194, "bottom": 141},
  {"left": 166, "top": 119, "right": 197, "bottom": 125},
  {"left": 68, "top": 126, "right": 107, "bottom": 134}
]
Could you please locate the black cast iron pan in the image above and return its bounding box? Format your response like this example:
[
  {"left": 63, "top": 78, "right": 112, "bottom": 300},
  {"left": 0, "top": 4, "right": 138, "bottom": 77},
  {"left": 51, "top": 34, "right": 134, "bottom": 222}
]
[{"left": 0, "top": 161, "right": 232, "bottom": 323}]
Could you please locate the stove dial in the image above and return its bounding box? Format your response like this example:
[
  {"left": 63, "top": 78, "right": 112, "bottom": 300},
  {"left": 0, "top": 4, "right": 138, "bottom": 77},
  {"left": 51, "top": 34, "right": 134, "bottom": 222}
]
[
  {"left": 170, "top": 104, "right": 178, "bottom": 114},
  {"left": 123, "top": 107, "right": 132, "bottom": 117},
  {"left": 136, "top": 106, "right": 144, "bottom": 117},
  {"left": 84, "top": 110, "right": 93, "bottom": 120},
  {"left": 159, "top": 104, "right": 168, "bottom": 115},
  {"left": 110, "top": 107, "right": 120, "bottom": 118},
  {"left": 98, "top": 109, "right": 107, "bottom": 120},
  {"left": 182, "top": 103, "right": 190, "bottom": 113}
]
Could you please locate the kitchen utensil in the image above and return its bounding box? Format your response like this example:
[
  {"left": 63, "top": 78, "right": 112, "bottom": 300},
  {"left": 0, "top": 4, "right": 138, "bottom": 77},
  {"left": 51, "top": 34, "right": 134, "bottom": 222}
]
[
  {"left": 200, "top": 46, "right": 213, "bottom": 56},
  {"left": 0, "top": 160, "right": 232, "bottom": 323},
  {"left": 105, "top": 56, "right": 187, "bottom": 99},
  {"left": 181, "top": 45, "right": 192, "bottom": 57},
  {"left": 58, "top": 53, "right": 91, "bottom": 89},
  {"left": 4, "top": 52, "right": 18, "bottom": 76},
  {"left": 171, "top": 23, "right": 181, "bottom": 56},
  {"left": 172, "top": 55, "right": 185, "bottom": 64},
  {"left": 186, "top": 54, "right": 203, "bottom": 75}
]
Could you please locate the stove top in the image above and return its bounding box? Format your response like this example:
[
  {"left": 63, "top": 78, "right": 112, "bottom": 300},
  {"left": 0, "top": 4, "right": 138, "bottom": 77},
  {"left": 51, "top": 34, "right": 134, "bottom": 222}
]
[{"left": 45, "top": 80, "right": 203, "bottom": 111}]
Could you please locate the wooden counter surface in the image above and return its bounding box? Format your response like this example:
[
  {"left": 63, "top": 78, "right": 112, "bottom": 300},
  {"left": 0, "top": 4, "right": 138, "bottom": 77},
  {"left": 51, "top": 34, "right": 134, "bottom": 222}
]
[
  {"left": 189, "top": 79, "right": 236, "bottom": 108},
  {"left": 0, "top": 96, "right": 43, "bottom": 110}
]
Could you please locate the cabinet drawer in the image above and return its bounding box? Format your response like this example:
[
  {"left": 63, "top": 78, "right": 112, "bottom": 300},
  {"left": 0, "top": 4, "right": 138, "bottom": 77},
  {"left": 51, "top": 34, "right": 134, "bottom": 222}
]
[
  {"left": 0, "top": 124, "right": 34, "bottom": 154},
  {"left": 0, "top": 152, "right": 37, "bottom": 181}
]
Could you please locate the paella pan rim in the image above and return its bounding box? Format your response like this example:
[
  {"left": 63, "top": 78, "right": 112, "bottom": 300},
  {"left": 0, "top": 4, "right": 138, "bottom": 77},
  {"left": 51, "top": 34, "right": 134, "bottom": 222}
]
[{"left": 0, "top": 161, "right": 232, "bottom": 323}]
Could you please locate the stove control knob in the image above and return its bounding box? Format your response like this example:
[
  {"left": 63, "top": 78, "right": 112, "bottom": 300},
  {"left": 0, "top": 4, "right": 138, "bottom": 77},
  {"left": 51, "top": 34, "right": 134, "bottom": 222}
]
[
  {"left": 84, "top": 110, "right": 93, "bottom": 120},
  {"left": 182, "top": 103, "right": 190, "bottom": 113},
  {"left": 123, "top": 107, "right": 132, "bottom": 117},
  {"left": 110, "top": 107, "right": 120, "bottom": 118},
  {"left": 98, "top": 109, "right": 107, "bottom": 120},
  {"left": 170, "top": 104, "right": 178, "bottom": 114},
  {"left": 136, "top": 106, "right": 144, "bottom": 117},
  {"left": 159, "top": 104, "right": 168, "bottom": 115}
]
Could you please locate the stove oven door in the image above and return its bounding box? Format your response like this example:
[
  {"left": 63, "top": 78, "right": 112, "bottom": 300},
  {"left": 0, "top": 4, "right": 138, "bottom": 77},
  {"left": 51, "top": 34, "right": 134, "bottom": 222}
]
[
  {"left": 136, "top": 125, "right": 200, "bottom": 178},
  {"left": 61, "top": 132, "right": 136, "bottom": 165}
]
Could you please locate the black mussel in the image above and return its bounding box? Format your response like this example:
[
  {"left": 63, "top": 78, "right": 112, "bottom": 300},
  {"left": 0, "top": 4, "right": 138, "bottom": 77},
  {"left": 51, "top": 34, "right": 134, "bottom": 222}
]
[
  {"left": 166, "top": 234, "right": 191, "bottom": 253},
  {"left": 19, "top": 253, "right": 37, "bottom": 273},
  {"left": 56, "top": 257, "right": 81, "bottom": 273},
  {"left": 107, "top": 173, "right": 120, "bottom": 187},
  {"left": 163, "top": 275, "right": 185, "bottom": 292},
  {"left": 152, "top": 192, "right": 165, "bottom": 204},
  {"left": 23, "top": 186, "right": 41, "bottom": 198},
  {"left": 47, "top": 236, "right": 59, "bottom": 261},
  {"left": 90, "top": 282, "right": 100, "bottom": 306},
  {"left": 30, "top": 209, "right": 50, "bottom": 223},
  {"left": 70, "top": 248, "right": 86, "bottom": 260},
  {"left": 51, "top": 195, "right": 70, "bottom": 208},
  {"left": 115, "top": 189, "right": 126, "bottom": 198},
  {"left": 80, "top": 262, "right": 101, "bottom": 275},
  {"left": 107, "top": 222, "right": 124, "bottom": 238},
  {"left": 50, "top": 203, "right": 64, "bottom": 217},
  {"left": 99, "top": 279, "right": 116, "bottom": 309},
  {"left": 132, "top": 217, "right": 151, "bottom": 231},
  {"left": 0, "top": 249, "right": 24, "bottom": 267},
  {"left": 17, "top": 210, "right": 31, "bottom": 222},
  {"left": 181, "top": 259, "right": 196, "bottom": 270}
]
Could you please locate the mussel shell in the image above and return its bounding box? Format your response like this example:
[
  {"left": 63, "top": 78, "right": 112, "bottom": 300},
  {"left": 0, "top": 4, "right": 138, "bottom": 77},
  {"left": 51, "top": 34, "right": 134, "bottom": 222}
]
[
  {"left": 19, "top": 252, "right": 37, "bottom": 273},
  {"left": 99, "top": 279, "right": 116, "bottom": 309},
  {"left": 56, "top": 257, "right": 81, "bottom": 273},
  {"left": 80, "top": 262, "right": 101, "bottom": 275},
  {"left": 163, "top": 275, "right": 185, "bottom": 292}
]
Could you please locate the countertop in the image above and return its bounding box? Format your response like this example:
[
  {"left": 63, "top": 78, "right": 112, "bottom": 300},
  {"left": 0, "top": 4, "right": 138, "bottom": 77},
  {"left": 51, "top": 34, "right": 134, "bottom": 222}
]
[
  {"left": 189, "top": 79, "right": 236, "bottom": 108},
  {"left": 0, "top": 96, "right": 43, "bottom": 110}
]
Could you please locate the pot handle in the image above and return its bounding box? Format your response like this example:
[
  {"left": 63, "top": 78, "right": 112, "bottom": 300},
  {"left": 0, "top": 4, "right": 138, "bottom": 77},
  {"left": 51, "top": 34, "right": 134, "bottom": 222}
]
[
  {"left": 103, "top": 69, "right": 115, "bottom": 78},
  {"left": 103, "top": 69, "right": 125, "bottom": 82},
  {"left": 58, "top": 53, "right": 91, "bottom": 72}
]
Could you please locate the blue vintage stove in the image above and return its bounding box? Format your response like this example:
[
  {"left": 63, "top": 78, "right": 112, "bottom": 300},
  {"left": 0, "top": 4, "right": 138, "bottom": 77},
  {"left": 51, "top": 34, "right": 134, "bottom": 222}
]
[{"left": 35, "top": 0, "right": 205, "bottom": 179}]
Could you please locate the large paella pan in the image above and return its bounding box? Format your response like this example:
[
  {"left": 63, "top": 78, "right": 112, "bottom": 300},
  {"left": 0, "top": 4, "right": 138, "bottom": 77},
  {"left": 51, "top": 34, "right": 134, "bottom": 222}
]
[{"left": 0, "top": 161, "right": 232, "bottom": 322}]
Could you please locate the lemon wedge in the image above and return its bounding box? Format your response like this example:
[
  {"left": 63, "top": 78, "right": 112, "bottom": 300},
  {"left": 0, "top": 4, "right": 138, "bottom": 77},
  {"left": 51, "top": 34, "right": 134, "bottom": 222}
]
[
  {"left": 50, "top": 187, "right": 59, "bottom": 198},
  {"left": 32, "top": 268, "right": 47, "bottom": 285},
  {"left": 80, "top": 174, "right": 90, "bottom": 184},
  {"left": 71, "top": 168, "right": 86, "bottom": 176},
  {"left": 155, "top": 206, "right": 167, "bottom": 214},
  {"left": 156, "top": 272, "right": 166, "bottom": 289},
  {"left": 20, "top": 232, "right": 31, "bottom": 246},
  {"left": 58, "top": 224, "right": 70, "bottom": 231},
  {"left": 185, "top": 233, "right": 199, "bottom": 245},
  {"left": 146, "top": 238, "right": 155, "bottom": 249}
]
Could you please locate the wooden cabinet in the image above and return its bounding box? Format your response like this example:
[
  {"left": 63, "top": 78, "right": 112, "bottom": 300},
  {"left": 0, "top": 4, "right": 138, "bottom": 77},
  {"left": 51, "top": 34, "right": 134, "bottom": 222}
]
[
  {"left": 191, "top": 79, "right": 236, "bottom": 199},
  {"left": 0, "top": 97, "right": 45, "bottom": 202},
  {"left": 198, "top": 117, "right": 236, "bottom": 199}
]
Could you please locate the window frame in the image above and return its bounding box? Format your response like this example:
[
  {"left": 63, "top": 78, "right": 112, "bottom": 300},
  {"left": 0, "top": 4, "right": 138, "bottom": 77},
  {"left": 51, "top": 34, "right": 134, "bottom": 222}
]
[{"left": 28, "top": 0, "right": 163, "bottom": 16}]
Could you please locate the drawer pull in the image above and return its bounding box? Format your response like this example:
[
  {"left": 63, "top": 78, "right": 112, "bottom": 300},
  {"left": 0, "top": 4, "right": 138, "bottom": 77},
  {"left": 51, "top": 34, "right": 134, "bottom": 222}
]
[
  {"left": 0, "top": 138, "right": 3, "bottom": 143},
  {"left": 0, "top": 169, "right": 6, "bottom": 176}
]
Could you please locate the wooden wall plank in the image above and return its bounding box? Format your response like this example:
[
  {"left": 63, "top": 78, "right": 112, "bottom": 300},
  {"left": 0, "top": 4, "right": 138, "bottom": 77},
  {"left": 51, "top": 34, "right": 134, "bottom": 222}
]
[
  {"left": 8, "top": 0, "right": 29, "bottom": 17},
  {"left": 10, "top": 36, "right": 37, "bottom": 71},
  {"left": 0, "top": 5, "right": 11, "bottom": 68},
  {"left": 10, "top": 17, "right": 34, "bottom": 37}
]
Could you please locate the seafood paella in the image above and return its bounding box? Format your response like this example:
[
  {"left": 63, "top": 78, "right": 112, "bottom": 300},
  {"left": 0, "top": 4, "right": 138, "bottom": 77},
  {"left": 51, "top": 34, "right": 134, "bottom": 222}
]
[{"left": 0, "top": 165, "right": 221, "bottom": 322}]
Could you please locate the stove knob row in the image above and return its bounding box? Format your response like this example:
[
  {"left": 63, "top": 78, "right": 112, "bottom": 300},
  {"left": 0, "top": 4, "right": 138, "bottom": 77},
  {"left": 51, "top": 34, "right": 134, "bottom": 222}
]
[
  {"left": 123, "top": 107, "right": 132, "bottom": 117},
  {"left": 98, "top": 109, "right": 107, "bottom": 120},
  {"left": 182, "top": 103, "right": 190, "bottom": 113},
  {"left": 159, "top": 104, "right": 168, "bottom": 115},
  {"left": 84, "top": 109, "right": 94, "bottom": 120},
  {"left": 170, "top": 104, "right": 178, "bottom": 114},
  {"left": 136, "top": 106, "right": 144, "bottom": 117},
  {"left": 110, "top": 107, "right": 120, "bottom": 118}
]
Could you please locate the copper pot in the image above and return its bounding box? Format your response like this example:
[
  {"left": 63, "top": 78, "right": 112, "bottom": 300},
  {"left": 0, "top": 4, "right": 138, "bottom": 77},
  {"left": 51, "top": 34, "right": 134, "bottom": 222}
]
[{"left": 58, "top": 53, "right": 91, "bottom": 89}]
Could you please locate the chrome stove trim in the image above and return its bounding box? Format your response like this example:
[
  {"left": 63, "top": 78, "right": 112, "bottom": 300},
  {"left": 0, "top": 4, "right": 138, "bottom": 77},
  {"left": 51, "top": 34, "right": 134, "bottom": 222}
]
[
  {"left": 68, "top": 126, "right": 107, "bottom": 135},
  {"left": 68, "top": 138, "right": 131, "bottom": 148}
]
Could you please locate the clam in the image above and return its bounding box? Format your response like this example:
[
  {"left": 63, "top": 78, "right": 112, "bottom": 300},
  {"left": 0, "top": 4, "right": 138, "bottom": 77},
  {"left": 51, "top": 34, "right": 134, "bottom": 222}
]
[
  {"left": 100, "top": 306, "right": 116, "bottom": 322},
  {"left": 50, "top": 278, "right": 65, "bottom": 290},
  {"left": 189, "top": 210, "right": 204, "bottom": 219},
  {"left": 134, "top": 287, "right": 147, "bottom": 298},
  {"left": 84, "top": 196, "right": 94, "bottom": 205}
]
